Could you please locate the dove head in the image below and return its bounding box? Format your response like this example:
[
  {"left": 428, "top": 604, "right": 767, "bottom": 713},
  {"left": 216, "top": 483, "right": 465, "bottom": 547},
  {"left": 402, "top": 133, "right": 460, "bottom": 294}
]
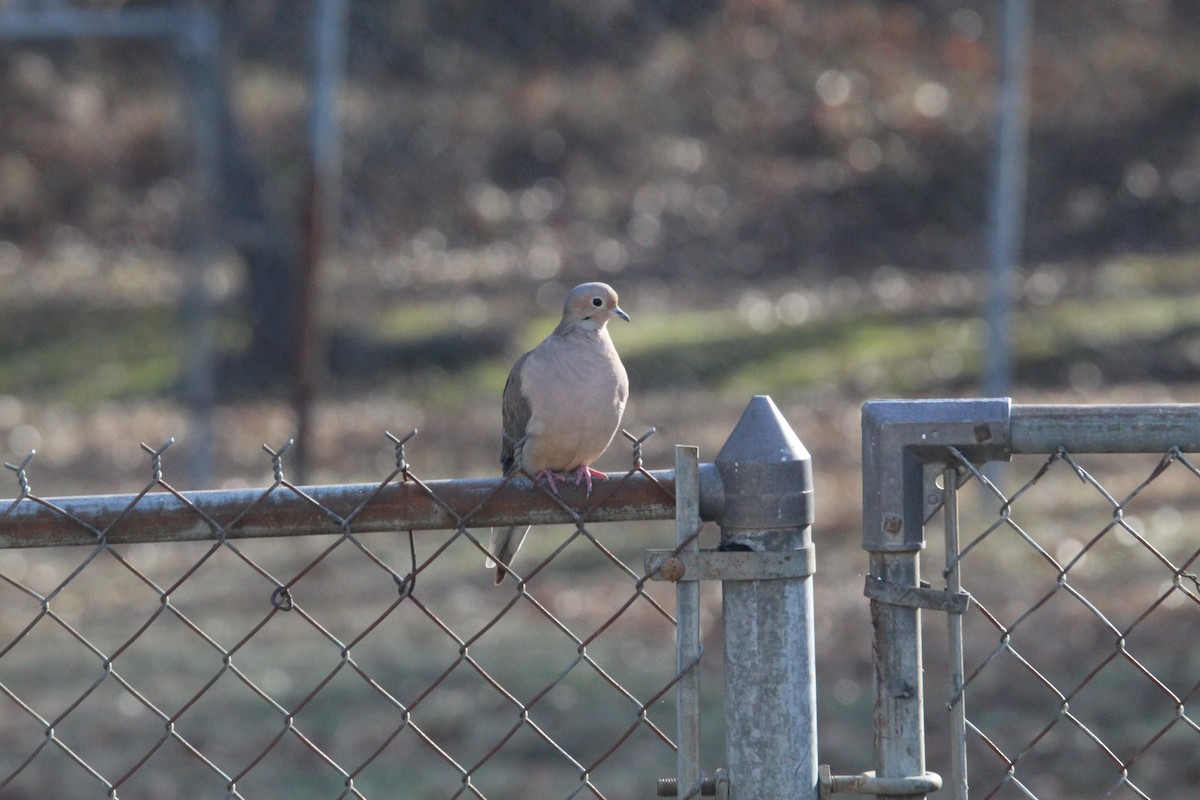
[{"left": 557, "top": 282, "right": 630, "bottom": 333}]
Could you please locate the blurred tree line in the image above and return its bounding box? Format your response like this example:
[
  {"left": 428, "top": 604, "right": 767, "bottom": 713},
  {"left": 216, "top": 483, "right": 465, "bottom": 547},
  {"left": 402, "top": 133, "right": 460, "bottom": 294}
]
[{"left": 1, "top": 0, "right": 1198, "bottom": 383}]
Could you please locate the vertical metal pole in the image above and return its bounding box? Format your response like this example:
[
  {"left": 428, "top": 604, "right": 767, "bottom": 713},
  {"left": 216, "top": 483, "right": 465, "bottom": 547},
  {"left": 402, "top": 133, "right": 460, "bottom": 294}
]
[
  {"left": 716, "top": 396, "right": 816, "bottom": 799},
  {"left": 294, "top": 0, "right": 349, "bottom": 481},
  {"left": 868, "top": 549, "right": 926, "bottom": 799},
  {"left": 944, "top": 468, "right": 968, "bottom": 800},
  {"left": 176, "top": 8, "right": 221, "bottom": 487},
  {"left": 675, "top": 445, "right": 703, "bottom": 798},
  {"left": 860, "top": 399, "right": 1012, "bottom": 798},
  {"left": 983, "top": 0, "right": 1033, "bottom": 398}
]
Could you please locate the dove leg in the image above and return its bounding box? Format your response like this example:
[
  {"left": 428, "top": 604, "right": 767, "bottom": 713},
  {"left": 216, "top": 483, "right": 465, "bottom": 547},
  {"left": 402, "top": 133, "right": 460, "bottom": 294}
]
[
  {"left": 534, "top": 469, "right": 563, "bottom": 495},
  {"left": 570, "top": 465, "right": 608, "bottom": 495}
]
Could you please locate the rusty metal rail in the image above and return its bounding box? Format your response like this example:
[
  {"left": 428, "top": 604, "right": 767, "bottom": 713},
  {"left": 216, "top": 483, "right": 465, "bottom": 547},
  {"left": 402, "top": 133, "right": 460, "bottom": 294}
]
[{"left": 0, "top": 466, "right": 724, "bottom": 549}]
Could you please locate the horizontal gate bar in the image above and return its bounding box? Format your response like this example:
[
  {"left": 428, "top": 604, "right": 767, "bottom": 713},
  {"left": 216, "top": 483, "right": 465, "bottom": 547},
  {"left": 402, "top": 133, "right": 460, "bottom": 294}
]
[
  {"left": 0, "top": 466, "right": 725, "bottom": 549},
  {"left": 1011, "top": 403, "right": 1200, "bottom": 454}
]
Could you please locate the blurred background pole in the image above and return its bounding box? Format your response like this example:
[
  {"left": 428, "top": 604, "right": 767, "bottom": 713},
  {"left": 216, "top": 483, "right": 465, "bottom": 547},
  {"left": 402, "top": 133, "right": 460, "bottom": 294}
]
[
  {"left": 294, "top": 0, "right": 349, "bottom": 482},
  {"left": 982, "top": 0, "right": 1033, "bottom": 399},
  {"left": 176, "top": 8, "right": 222, "bottom": 487},
  {"left": 0, "top": 5, "right": 222, "bottom": 486}
]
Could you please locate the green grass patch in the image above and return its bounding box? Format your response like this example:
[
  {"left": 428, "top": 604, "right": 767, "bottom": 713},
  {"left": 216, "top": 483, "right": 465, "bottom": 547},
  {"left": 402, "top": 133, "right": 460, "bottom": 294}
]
[
  {"left": 622, "top": 307, "right": 982, "bottom": 398},
  {"left": 6, "top": 253, "right": 1200, "bottom": 409},
  {"left": 1013, "top": 293, "right": 1200, "bottom": 361},
  {"left": 0, "top": 305, "right": 180, "bottom": 406}
]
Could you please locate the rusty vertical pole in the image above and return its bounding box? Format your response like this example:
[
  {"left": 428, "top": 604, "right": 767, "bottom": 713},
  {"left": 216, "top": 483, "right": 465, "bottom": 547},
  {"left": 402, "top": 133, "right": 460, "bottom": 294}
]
[
  {"left": 177, "top": 7, "right": 221, "bottom": 487},
  {"left": 294, "top": 0, "right": 349, "bottom": 481}
]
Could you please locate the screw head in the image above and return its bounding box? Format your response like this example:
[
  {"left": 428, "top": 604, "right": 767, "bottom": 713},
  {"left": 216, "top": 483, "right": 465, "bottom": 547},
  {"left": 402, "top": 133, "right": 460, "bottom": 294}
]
[
  {"left": 660, "top": 557, "right": 686, "bottom": 582},
  {"left": 882, "top": 514, "right": 903, "bottom": 534}
]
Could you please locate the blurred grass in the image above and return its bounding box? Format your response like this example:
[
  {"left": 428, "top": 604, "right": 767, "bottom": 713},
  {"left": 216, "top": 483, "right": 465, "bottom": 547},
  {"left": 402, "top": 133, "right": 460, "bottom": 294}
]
[
  {"left": 6, "top": 252, "right": 1200, "bottom": 412},
  {"left": 0, "top": 306, "right": 178, "bottom": 406}
]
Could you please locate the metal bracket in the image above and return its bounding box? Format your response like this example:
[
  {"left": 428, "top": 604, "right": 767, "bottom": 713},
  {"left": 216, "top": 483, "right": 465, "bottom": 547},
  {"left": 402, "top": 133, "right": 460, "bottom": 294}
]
[
  {"left": 645, "top": 546, "right": 815, "bottom": 582},
  {"left": 862, "top": 398, "right": 1011, "bottom": 552},
  {"left": 864, "top": 575, "right": 971, "bottom": 614},
  {"left": 819, "top": 765, "right": 942, "bottom": 798},
  {"left": 656, "top": 769, "right": 729, "bottom": 798}
]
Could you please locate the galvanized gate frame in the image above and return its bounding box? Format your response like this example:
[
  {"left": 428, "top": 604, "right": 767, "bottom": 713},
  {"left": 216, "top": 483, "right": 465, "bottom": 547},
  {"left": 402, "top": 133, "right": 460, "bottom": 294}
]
[
  {"left": 647, "top": 396, "right": 817, "bottom": 800},
  {"left": 857, "top": 398, "right": 1200, "bottom": 800}
]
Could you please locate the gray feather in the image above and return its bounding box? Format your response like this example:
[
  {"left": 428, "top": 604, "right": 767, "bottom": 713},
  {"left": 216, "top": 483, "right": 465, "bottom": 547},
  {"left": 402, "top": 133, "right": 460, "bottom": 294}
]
[{"left": 500, "top": 351, "right": 532, "bottom": 476}]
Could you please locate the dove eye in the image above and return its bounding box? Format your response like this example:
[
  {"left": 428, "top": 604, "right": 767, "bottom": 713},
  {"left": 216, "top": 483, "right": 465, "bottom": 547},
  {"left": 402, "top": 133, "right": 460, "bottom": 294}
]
[{"left": 591, "top": 297, "right": 603, "bottom": 307}]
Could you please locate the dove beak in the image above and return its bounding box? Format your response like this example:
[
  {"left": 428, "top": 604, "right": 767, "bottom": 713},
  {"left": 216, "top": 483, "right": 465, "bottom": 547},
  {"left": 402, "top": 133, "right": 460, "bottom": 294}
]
[{"left": 614, "top": 306, "right": 630, "bottom": 322}]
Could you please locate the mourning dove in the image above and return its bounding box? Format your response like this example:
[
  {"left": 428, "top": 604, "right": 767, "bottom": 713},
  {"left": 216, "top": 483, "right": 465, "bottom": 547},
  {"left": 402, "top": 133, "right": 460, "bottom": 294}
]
[{"left": 486, "top": 282, "right": 631, "bottom": 584}]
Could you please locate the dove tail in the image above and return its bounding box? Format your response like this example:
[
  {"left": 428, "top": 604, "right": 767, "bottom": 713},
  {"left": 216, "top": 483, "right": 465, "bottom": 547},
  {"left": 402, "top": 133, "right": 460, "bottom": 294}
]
[{"left": 487, "top": 525, "right": 530, "bottom": 585}]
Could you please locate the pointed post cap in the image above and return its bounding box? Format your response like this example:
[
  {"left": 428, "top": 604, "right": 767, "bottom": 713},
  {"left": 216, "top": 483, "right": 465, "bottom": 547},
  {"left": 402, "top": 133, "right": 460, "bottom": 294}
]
[{"left": 714, "top": 396, "right": 813, "bottom": 531}]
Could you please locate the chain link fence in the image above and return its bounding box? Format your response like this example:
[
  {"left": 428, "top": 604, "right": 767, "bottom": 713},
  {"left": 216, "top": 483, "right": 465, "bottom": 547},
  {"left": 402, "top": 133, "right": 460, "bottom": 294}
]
[
  {"left": 931, "top": 447, "right": 1200, "bottom": 800},
  {"left": 0, "top": 429, "right": 713, "bottom": 799},
  {"left": 12, "top": 398, "right": 1198, "bottom": 799},
  {"left": 861, "top": 400, "right": 1200, "bottom": 800}
]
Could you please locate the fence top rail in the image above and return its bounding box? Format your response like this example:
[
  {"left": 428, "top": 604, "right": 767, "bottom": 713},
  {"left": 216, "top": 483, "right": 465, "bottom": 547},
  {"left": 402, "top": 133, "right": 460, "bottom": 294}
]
[
  {"left": 0, "top": 466, "right": 725, "bottom": 550},
  {"left": 862, "top": 400, "right": 1200, "bottom": 552},
  {"left": 1010, "top": 403, "right": 1200, "bottom": 454},
  {"left": 864, "top": 399, "right": 1200, "bottom": 457}
]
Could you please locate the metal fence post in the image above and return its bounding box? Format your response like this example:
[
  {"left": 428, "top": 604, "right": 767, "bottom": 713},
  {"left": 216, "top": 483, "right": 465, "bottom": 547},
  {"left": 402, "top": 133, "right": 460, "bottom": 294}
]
[
  {"left": 716, "top": 396, "right": 816, "bottom": 799},
  {"left": 858, "top": 399, "right": 1011, "bottom": 800},
  {"left": 673, "top": 445, "right": 703, "bottom": 799}
]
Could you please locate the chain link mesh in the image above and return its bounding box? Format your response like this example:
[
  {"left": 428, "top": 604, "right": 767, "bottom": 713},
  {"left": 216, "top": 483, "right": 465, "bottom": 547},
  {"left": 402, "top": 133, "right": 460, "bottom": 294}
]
[
  {"left": 0, "top": 431, "right": 699, "bottom": 799},
  {"left": 931, "top": 447, "right": 1200, "bottom": 799}
]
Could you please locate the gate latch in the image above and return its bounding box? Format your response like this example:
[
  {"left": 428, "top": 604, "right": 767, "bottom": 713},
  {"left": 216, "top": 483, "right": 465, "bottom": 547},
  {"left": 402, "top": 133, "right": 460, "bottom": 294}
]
[{"left": 819, "top": 765, "right": 942, "bottom": 797}]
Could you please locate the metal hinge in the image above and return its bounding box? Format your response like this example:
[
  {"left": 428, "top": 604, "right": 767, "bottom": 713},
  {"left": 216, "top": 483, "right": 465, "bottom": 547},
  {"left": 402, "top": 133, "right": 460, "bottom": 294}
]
[
  {"left": 656, "top": 769, "right": 729, "bottom": 798},
  {"left": 645, "top": 546, "right": 815, "bottom": 582},
  {"left": 819, "top": 765, "right": 942, "bottom": 797},
  {"left": 864, "top": 575, "right": 971, "bottom": 614}
]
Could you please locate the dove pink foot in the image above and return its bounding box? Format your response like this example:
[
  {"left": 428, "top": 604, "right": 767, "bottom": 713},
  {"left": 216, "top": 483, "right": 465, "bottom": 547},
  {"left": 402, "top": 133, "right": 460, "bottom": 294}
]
[
  {"left": 533, "top": 466, "right": 607, "bottom": 495},
  {"left": 571, "top": 465, "right": 607, "bottom": 495},
  {"left": 534, "top": 469, "right": 567, "bottom": 495}
]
